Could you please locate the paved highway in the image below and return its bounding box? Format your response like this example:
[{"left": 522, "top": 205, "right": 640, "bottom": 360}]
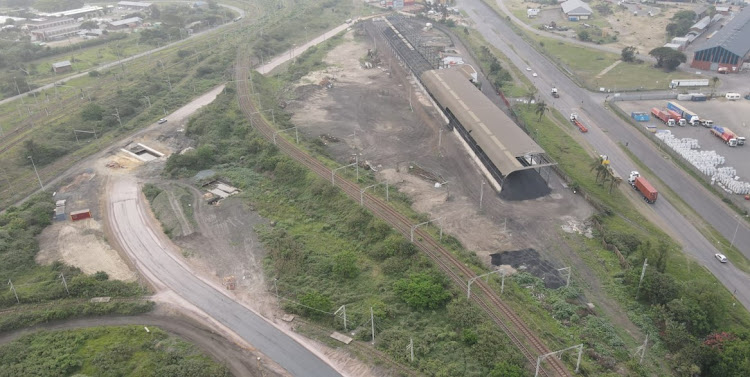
[
  {"left": 107, "top": 176, "right": 341, "bottom": 377},
  {"left": 459, "top": 0, "right": 750, "bottom": 309}
]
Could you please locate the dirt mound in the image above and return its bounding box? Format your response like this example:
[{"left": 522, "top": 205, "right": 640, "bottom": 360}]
[
  {"left": 490, "top": 248, "right": 565, "bottom": 288},
  {"left": 499, "top": 169, "right": 551, "bottom": 201}
]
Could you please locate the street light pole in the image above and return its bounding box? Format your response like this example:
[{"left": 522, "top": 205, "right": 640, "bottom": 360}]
[
  {"left": 730, "top": 216, "right": 741, "bottom": 250},
  {"left": 28, "top": 156, "right": 43, "bottom": 190}
]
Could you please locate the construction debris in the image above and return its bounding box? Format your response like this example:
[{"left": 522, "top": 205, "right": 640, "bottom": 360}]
[{"left": 106, "top": 161, "right": 124, "bottom": 169}]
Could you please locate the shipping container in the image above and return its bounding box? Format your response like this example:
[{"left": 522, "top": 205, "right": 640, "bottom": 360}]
[
  {"left": 631, "top": 112, "right": 650, "bottom": 121},
  {"left": 691, "top": 94, "right": 707, "bottom": 101},
  {"left": 70, "top": 209, "right": 92, "bottom": 221}
]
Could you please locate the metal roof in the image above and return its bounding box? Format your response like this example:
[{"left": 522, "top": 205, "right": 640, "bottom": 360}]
[
  {"left": 561, "top": 0, "right": 592, "bottom": 15},
  {"left": 698, "top": 7, "right": 750, "bottom": 58},
  {"left": 117, "top": 1, "right": 153, "bottom": 6},
  {"left": 109, "top": 17, "right": 142, "bottom": 26},
  {"left": 52, "top": 60, "right": 71, "bottom": 68},
  {"left": 421, "top": 69, "right": 544, "bottom": 176},
  {"left": 691, "top": 16, "right": 711, "bottom": 31}
]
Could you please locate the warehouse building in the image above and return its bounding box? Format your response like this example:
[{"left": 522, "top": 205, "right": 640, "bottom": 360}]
[
  {"left": 691, "top": 7, "right": 750, "bottom": 73},
  {"left": 420, "top": 68, "right": 555, "bottom": 198}
]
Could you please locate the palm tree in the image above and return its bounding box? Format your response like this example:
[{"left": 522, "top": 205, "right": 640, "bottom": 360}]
[
  {"left": 526, "top": 89, "right": 537, "bottom": 109},
  {"left": 535, "top": 100, "right": 548, "bottom": 121},
  {"left": 590, "top": 156, "right": 609, "bottom": 183},
  {"left": 606, "top": 170, "right": 622, "bottom": 194}
]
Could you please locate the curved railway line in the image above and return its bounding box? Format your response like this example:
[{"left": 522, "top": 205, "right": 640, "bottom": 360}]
[{"left": 234, "top": 53, "right": 571, "bottom": 376}]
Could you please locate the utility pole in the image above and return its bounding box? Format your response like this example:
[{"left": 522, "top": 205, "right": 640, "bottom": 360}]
[
  {"left": 114, "top": 107, "right": 122, "bottom": 127},
  {"left": 634, "top": 334, "right": 649, "bottom": 364},
  {"left": 335, "top": 305, "right": 347, "bottom": 330},
  {"left": 8, "top": 279, "right": 19, "bottom": 303},
  {"left": 370, "top": 307, "right": 375, "bottom": 344},
  {"left": 557, "top": 267, "right": 571, "bottom": 288},
  {"left": 273, "top": 278, "right": 278, "bottom": 297},
  {"left": 27, "top": 156, "right": 43, "bottom": 190},
  {"left": 60, "top": 273, "right": 70, "bottom": 295},
  {"left": 479, "top": 180, "right": 486, "bottom": 210},
  {"left": 407, "top": 338, "right": 414, "bottom": 362},
  {"left": 636, "top": 258, "right": 648, "bottom": 300}
]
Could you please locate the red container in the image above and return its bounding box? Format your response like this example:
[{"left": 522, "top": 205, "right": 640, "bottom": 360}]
[{"left": 70, "top": 209, "right": 91, "bottom": 221}]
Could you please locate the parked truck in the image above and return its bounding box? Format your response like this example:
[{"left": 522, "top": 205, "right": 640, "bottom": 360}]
[
  {"left": 628, "top": 171, "right": 658, "bottom": 203},
  {"left": 666, "top": 101, "right": 700, "bottom": 125},
  {"left": 631, "top": 111, "right": 650, "bottom": 121},
  {"left": 551, "top": 87, "right": 559, "bottom": 98},
  {"left": 666, "top": 110, "right": 687, "bottom": 126},
  {"left": 651, "top": 108, "right": 676, "bottom": 126},
  {"left": 711, "top": 126, "right": 746, "bottom": 146}
]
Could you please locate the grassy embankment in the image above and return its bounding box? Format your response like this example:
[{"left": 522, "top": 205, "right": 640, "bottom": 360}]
[{"left": 0, "top": 326, "right": 230, "bottom": 377}]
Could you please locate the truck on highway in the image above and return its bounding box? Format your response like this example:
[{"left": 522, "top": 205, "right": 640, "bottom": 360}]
[
  {"left": 651, "top": 108, "right": 676, "bottom": 126},
  {"left": 666, "top": 101, "right": 700, "bottom": 125},
  {"left": 551, "top": 87, "right": 559, "bottom": 98},
  {"left": 711, "top": 126, "right": 745, "bottom": 146},
  {"left": 570, "top": 113, "right": 588, "bottom": 132},
  {"left": 628, "top": 171, "right": 658, "bottom": 203}
]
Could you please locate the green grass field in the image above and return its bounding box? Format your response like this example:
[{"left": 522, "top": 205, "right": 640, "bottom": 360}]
[{"left": 0, "top": 326, "right": 229, "bottom": 377}]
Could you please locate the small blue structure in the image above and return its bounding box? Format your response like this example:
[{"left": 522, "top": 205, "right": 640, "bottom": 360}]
[{"left": 631, "top": 112, "right": 650, "bottom": 122}]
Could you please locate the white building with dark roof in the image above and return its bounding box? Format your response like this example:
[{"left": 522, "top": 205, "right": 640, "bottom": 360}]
[{"left": 561, "top": 0, "right": 593, "bottom": 19}]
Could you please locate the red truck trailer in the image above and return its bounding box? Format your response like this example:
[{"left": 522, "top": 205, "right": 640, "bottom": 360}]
[
  {"left": 628, "top": 171, "right": 657, "bottom": 203},
  {"left": 651, "top": 108, "right": 675, "bottom": 126}
]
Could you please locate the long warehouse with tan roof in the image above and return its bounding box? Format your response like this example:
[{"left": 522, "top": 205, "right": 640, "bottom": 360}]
[{"left": 421, "top": 68, "right": 555, "bottom": 193}]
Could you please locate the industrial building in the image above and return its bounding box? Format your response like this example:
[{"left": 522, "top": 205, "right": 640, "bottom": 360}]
[
  {"left": 31, "top": 22, "right": 82, "bottom": 41},
  {"left": 691, "top": 7, "right": 750, "bottom": 72},
  {"left": 107, "top": 17, "right": 143, "bottom": 30},
  {"left": 420, "top": 68, "right": 555, "bottom": 193},
  {"left": 37, "top": 5, "right": 102, "bottom": 19},
  {"left": 117, "top": 1, "right": 153, "bottom": 9},
  {"left": 52, "top": 61, "right": 72, "bottom": 73}
]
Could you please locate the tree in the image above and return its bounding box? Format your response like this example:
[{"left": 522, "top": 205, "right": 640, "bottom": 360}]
[
  {"left": 605, "top": 171, "right": 621, "bottom": 194},
  {"left": 332, "top": 250, "right": 358, "bottom": 279},
  {"left": 590, "top": 156, "right": 610, "bottom": 184},
  {"left": 393, "top": 273, "right": 450, "bottom": 310},
  {"left": 298, "top": 291, "right": 332, "bottom": 319},
  {"left": 149, "top": 4, "right": 161, "bottom": 19},
  {"left": 489, "top": 361, "right": 525, "bottom": 377},
  {"left": 577, "top": 30, "right": 591, "bottom": 42},
  {"left": 535, "top": 100, "right": 548, "bottom": 121},
  {"left": 649, "top": 47, "right": 686, "bottom": 71},
  {"left": 80, "top": 20, "right": 98, "bottom": 30},
  {"left": 621, "top": 46, "right": 637, "bottom": 62},
  {"left": 80, "top": 103, "right": 104, "bottom": 121}
]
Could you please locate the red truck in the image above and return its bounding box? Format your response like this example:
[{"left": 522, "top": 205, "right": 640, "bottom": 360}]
[
  {"left": 628, "top": 171, "right": 657, "bottom": 203},
  {"left": 651, "top": 108, "right": 676, "bottom": 126}
]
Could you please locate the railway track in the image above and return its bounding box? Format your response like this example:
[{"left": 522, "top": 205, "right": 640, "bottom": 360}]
[{"left": 234, "top": 52, "right": 570, "bottom": 376}]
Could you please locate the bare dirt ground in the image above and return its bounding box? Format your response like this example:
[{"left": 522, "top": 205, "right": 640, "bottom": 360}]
[
  {"left": 288, "top": 23, "right": 644, "bottom": 340},
  {"left": 36, "top": 170, "right": 136, "bottom": 282}
]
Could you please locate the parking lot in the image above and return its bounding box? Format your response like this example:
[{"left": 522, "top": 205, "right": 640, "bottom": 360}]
[{"left": 617, "top": 99, "right": 750, "bottom": 195}]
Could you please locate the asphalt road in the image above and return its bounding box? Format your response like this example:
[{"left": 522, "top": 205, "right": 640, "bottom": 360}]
[
  {"left": 459, "top": 0, "right": 750, "bottom": 310},
  {"left": 107, "top": 176, "right": 341, "bottom": 377},
  {"left": 0, "top": 2, "right": 245, "bottom": 107}
]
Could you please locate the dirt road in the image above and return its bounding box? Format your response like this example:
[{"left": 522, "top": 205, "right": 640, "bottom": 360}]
[{"left": 0, "top": 307, "right": 269, "bottom": 377}]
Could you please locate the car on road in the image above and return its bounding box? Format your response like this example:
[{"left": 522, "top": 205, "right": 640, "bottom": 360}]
[
  {"left": 532, "top": 72, "right": 538, "bottom": 77},
  {"left": 526, "top": 67, "right": 532, "bottom": 71},
  {"left": 158, "top": 118, "right": 167, "bottom": 124},
  {"left": 715, "top": 253, "right": 728, "bottom": 263}
]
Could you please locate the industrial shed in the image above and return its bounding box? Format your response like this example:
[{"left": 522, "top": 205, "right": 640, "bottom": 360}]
[
  {"left": 691, "top": 7, "right": 750, "bottom": 73},
  {"left": 420, "top": 68, "right": 554, "bottom": 194}
]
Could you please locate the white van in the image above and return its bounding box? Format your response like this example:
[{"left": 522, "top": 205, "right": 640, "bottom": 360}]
[{"left": 726, "top": 92, "right": 741, "bottom": 100}]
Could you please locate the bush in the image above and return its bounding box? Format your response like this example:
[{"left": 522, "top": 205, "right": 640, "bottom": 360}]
[{"left": 393, "top": 273, "right": 451, "bottom": 310}]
